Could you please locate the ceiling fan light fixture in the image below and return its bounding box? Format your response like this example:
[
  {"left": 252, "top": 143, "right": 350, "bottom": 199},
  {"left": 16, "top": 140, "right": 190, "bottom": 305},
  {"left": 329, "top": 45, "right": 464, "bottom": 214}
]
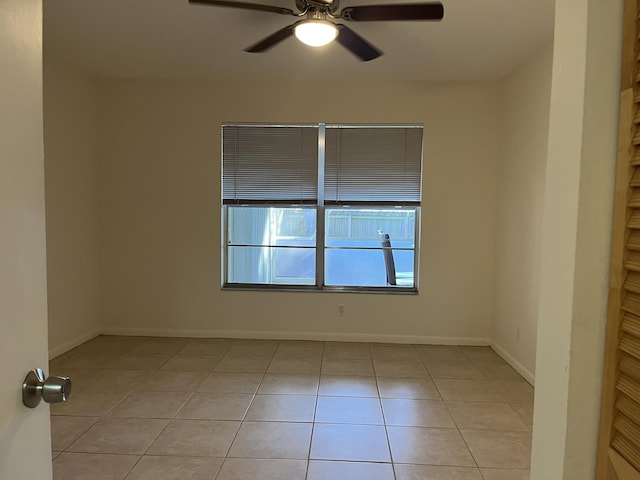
[{"left": 294, "top": 20, "right": 338, "bottom": 47}]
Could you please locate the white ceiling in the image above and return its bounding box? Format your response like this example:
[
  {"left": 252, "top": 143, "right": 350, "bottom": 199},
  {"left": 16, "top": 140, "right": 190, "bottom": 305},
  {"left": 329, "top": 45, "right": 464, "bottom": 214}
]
[{"left": 44, "top": 0, "right": 555, "bottom": 81}]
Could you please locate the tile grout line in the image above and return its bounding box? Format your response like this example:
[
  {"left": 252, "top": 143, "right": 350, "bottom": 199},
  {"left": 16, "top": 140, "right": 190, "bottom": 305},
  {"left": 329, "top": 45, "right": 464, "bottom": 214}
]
[
  {"left": 303, "top": 340, "right": 325, "bottom": 480},
  {"left": 376, "top": 365, "right": 398, "bottom": 480},
  {"left": 213, "top": 339, "right": 281, "bottom": 476}
]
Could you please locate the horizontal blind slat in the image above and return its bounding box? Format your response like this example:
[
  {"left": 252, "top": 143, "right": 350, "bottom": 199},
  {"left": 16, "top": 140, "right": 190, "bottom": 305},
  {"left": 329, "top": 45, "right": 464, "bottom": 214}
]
[
  {"left": 223, "top": 125, "right": 318, "bottom": 202},
  {"left": 324, "top": 127, "right": 422, "bottom": 203}
]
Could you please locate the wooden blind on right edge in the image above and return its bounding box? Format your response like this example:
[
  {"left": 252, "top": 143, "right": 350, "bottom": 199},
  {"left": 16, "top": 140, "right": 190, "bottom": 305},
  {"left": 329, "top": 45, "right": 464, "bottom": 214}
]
[{"left": 596, "top": 0, "right": 640, "bottom": 478}]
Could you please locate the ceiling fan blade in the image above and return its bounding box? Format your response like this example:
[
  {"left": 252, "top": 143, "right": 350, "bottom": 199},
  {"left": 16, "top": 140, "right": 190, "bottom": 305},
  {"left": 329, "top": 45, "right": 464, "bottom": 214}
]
[
  {"left": 340, "top": 2, "right": 444, "bottom": 21},
  {"left": 189, "top": 0, "right": 296, "bottom": 16},
  {"left": 245, "top": 24, "right": 296, "bottom": 52},
  {"left": 335, "top": 24, "right": 382, "bottom": 62}
]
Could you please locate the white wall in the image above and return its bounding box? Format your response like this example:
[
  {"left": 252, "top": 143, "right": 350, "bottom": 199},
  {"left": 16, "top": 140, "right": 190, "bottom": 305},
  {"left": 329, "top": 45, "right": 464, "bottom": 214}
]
[
  {"left": 492, "top": 43, "right": 553, "bottom": 383},
  {"left": 531, "top": 0, "right": 622, "bottom": 477},
  {"left": 44, "top": 58, "right": 101, "bottom": 357},
  {"left": 96, "top": 79, "right": 502, "bottom": 343}
]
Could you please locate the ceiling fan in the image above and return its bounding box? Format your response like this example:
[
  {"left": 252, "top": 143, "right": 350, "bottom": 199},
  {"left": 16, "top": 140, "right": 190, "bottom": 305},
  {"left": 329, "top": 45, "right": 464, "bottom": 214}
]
[{"left": 188, "top": 0, "right": 444, "bottom": 61}]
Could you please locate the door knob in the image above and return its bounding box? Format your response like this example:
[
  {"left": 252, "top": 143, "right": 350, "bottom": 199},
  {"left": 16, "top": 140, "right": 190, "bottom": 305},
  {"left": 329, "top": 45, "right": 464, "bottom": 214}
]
[{"left": 22, "top": 368, "right": 72, "bottom": 408}]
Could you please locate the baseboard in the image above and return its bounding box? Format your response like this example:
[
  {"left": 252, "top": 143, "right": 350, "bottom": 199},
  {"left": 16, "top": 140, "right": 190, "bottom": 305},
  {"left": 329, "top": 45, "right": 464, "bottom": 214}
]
[
  {"left": 48, "top": 328, "right": 102, "bottom": 360},
  {"left": 101, "top": 326, "right": 491, "bottom": 346},
  {"left": 489, "top": 340, "right": 535, "bottom": 386}
]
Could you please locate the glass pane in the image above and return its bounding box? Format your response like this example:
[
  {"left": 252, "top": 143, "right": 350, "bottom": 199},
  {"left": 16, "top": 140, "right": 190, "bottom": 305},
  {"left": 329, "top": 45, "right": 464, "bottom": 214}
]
[
  {"left": 325, "top": 207, "right": 415, "bottom": 287},
  {"left": 325, "top": 208, "right": 416, "bottom": 248},
  {"left": 325, "top": 248, "right": 387, "bottom": 286},
  {"left": 325, "top": 248, "right": 414, "bottom": 287},
  {"left": 227, "top": 207, "right": 316, "bottom": 247},
  {"left": 227, "top": 246, "right": 315, "bottom": 285}
]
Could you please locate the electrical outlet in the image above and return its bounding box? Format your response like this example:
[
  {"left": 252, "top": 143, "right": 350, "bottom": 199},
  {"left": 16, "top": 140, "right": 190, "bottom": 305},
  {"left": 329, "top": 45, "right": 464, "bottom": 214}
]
[{"left": 337, "top": 304, "right": 345, "bottom": 316}]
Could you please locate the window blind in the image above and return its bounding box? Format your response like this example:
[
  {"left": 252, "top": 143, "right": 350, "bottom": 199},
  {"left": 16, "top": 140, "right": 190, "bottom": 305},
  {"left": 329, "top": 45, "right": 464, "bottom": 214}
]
[
  {"left": 324, "top": 126, "right": 423, "bottom": 205},
  {"left": 222, "top": 125, "right": 318, "bottom": 204}
]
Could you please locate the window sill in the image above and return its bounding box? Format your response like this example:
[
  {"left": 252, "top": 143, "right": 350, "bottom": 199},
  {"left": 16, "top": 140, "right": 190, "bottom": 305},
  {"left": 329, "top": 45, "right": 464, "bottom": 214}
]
[{"left": 221, "top": 284, "right": 418, "bottom": 295}]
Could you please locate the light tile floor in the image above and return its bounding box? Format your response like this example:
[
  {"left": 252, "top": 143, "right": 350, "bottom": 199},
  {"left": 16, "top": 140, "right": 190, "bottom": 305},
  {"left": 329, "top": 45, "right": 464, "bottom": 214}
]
[{"left": 50, "top": 337, "right": 534, "bottom": 480}]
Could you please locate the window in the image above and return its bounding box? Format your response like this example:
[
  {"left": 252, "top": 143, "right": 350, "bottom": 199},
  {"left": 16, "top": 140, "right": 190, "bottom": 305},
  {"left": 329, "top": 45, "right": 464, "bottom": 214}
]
[{"left": 222, "top": 124, "right": 422, "bottom": 292}]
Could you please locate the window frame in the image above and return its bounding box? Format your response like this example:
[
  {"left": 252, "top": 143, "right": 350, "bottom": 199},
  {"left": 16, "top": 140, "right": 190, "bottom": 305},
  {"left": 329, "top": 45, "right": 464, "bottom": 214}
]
[{"left": 221, "top": 123, "right": 422, "bottom": 294}]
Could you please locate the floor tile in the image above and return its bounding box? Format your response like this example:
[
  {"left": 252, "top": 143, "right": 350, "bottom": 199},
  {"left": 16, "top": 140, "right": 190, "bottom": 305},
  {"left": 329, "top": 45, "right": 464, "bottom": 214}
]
[
  {"left": 214, "top": 354, "right": 273, "bottom": 373},
  {"left": 376, "top": 377, "right": 441, "bottom": 399},
  {"left": 480, "top": 468, "right": 531, "bottom": 480},
  {"left": 460, "top": 349, "right": 525, "bottom": 381},
  {"left": 258, "top": 373, "right": 319, "bottom": 395},
  {"left": 134, "top": 370, "right": 206, "bottom": 392},
  {"left": 509, "top": 403, "right": 534, "bottom": 429},
  {"left": 50, "top": 351, "right": 115, "bottom": 369},
  {"left": 394, "top": 464, "right": 483, "bottom": 480},
  {"left": 424, "top": 360, "right": 485, "bottom": 380},
  {"left": 324, "top": 342, "right": 371, "bottom": 360},
  {"left": 321, "top": 358, "right": 375, "bottom": 376},
  {"left": 318, "top": 375, "right": 378, "bottom": 397},
  {"left": 245, "top": 394, "right": 316, "bottom": 422},
  {"left": 267, "top": 356, "right": 322, "bottom": 374},
  {"left": 176, "top": 393, "right": 253, "bottom": 420},
  {"left": 310, "top": 423, "right": 391, "bottom": 462},
  {"left": 49, "top": 336, "right": 538, "bottom": 480},
  {"left": 275, "top": 340, "right": 324, "bottom": 357},
  {"left": 52, "top": 452, "right": 139, "bottom": 480},
  {"left": 461, "top": 347, "right": 504, "bottom": 365},
  {"left": 435, "top": 379, "right": 534, "bottom": 403},
  {"left": 50, "top": 390, "right": 130, "bottom": 417},
  {"left": 382, "top": 398, "right": 455, "bottom": 427},
  {"left": 106, "top": 353, "right": 173, "bottom": 370},
  {"left": 370, "top": 344, "right": 420, "bottom": 362},
  {"left": 461, "top": 430, "right": 532, "bottom": 469},
  {"left": 447, "top": 402, "right": 528, "bottom": 431},
  {"left": 228, "top": 421, "right": 312, "bottom": 459},
  {"left": 178, "top": 338, "right": 235, "bottom": 356},
  {"left": 132, "top": 338, "right": 190, "bottom": 355},
  {"left": 216, "top": 458, "right": 307, "bottom": 480},
  {"left": 415, "top": 346, "right": 467, "bottom": 364},
  {"left": 226, "top": 340, "right": 279, "bottom": 357},
  {"left": 198, "top": 372, "right": 264, "bottom": 394},
  {"left": 160, "top": 354, "right": 222, "bottom": 371},
  {"left": 125, "top": 455, "right": 224, "bottom": 480},
  {"left": 147, "top": 419, "right": 240, "bottom": 457},
  {"left": 474, "top": 363, "right": 524, "bottom": 381},
  {"left": 307, "top": 460, "right": 394, "bottom": 480},
  {"left": 50, "top": 416, "right": 99, "bottom": 451},
  {"left": 107, "top": 391, "right": 190, "bottom": 419},
  {"left": 387, "top": 426, "right": 475, "bottom": 466},
  {"left": 68, "top": 417, "right": 169, "bottom": 454},
  {"left": 48, "top": 367, "right": 101, "bottom": 389},
  {"left": 85, "top": 336, "right": 144, "bottom": 351},
  {"left": 315, "top": 396, "right": 383, "bottom": 425},
  {"left": 92, "top": 369, "right": 149, "bottom": 392},
  {"left": 373, "top": 360, "right": 429, "bottom": 378}
]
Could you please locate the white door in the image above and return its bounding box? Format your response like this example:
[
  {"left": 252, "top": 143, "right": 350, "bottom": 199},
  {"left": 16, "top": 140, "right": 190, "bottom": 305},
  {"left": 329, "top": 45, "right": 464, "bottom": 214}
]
[{"left": 0, "top": 1, "right": 52, "bottom": 479}]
